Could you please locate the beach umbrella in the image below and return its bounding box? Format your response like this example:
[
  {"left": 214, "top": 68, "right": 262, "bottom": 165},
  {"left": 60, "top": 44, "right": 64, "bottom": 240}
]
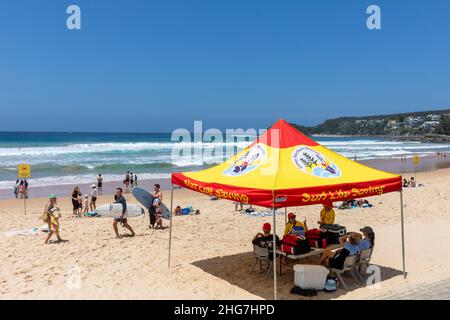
[{"left": 169, "top": 119, "right": 404, "bottom": 299}]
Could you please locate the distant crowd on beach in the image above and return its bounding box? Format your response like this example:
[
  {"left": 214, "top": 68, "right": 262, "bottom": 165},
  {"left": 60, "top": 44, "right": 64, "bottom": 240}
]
[
  {"left": 13, "top": 179, "right": 29, "bottom": 199},
  {"left": 122, "top": 171, "right": 138, "bottom": 193}
]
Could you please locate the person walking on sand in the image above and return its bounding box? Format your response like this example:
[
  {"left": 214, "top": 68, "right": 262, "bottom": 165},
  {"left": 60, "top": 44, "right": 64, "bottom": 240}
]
[
  {"left": 97, "top": 174, "right": 103, "bottom": 195},
  {"left": 112, "top": 188, "right": 135, "bottom": 239},
  {"left": 89, "top": 184, "right": 98, "bottom": 211},
  {"left": 42, "top": 194, "right": 65, "bottom": 244},
  {"left": 149, "top": 184, "right": 163, "bottom": 229},
  {"left": 134, "top": 173, "right": 138, "bottom": 187}
]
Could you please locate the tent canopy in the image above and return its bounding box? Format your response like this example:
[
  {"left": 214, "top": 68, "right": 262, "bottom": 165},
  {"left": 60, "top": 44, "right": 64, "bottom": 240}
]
[{"left": 171, "top": 119, "right": 402, "bottom": 208}]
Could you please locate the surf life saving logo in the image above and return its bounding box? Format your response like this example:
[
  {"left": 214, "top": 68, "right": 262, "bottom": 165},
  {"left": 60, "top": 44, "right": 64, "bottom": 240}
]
[
  {"left": 292, "top": 146, "right": 342, "bottom": 178},
  {"left": 223, "top": 144, "right": 267, "bottom": 176}
]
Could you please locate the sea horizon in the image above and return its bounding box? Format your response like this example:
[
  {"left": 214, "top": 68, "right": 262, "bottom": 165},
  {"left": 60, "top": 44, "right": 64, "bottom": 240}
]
[{"left": 1, "top": 131, "right": 449, "bottom": 192}]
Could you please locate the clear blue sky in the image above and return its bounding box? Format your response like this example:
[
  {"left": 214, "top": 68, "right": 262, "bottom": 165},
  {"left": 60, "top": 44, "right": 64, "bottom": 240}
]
[{"left": 1, "top": 0, "right": 449, "bottom": 132}]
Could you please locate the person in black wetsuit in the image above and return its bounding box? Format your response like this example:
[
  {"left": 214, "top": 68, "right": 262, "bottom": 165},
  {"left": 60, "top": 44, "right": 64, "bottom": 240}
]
[{"left": 112, "top": 188, "right": 135, "bottom": 239}]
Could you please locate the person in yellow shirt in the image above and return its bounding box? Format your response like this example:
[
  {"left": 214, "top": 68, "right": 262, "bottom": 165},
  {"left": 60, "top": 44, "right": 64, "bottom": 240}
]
[
  {"left": 318, "top": 203, "right": 335, "bottom": 225},
  {"left": 284, "top": 212, "right": 308, "bottom": 236}
]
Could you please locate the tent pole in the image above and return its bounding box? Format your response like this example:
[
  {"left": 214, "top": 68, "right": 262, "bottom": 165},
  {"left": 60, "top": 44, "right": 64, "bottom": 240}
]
[
  {"left": 272, "top": 207, "right": 277, "bottom": 300},
  {"left": 400, "top": 190, "right": 406, "bottom": 279},
  {"left": 168, "top": 185, "right": 174, "bottom": 268}
]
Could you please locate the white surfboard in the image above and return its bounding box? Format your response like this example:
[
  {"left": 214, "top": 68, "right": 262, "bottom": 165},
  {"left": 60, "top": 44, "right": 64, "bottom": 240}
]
[{"left": 94, "top": 203, "right": 144, "bottom": 218}]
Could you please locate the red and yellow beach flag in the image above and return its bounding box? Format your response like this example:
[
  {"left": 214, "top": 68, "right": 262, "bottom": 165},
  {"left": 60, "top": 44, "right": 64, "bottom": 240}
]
[{"left": 171, "top": 119, "right": 402, "bottom": 208}]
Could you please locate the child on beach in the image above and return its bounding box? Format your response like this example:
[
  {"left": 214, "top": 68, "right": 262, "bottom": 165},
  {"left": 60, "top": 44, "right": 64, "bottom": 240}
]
[
  {"left": 77, "top": 192, "right": 83, "bottom": 216},
  {"left": 153, "top": 197, "right": 163, "bottom": 229},
  {"left": 83, "top": 194, "right": 89, "bottom": 214}
]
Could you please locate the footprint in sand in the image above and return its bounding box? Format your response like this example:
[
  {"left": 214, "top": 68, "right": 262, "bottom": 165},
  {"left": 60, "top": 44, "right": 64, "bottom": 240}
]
[{"left": 21, "top": 289, "right": 34, "bottom": 294}]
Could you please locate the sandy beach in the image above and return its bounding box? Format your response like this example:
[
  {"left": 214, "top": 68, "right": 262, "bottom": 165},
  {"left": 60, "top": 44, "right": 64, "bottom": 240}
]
[{"left": 1, "top": 167, "right": 449, "bottom": 300}]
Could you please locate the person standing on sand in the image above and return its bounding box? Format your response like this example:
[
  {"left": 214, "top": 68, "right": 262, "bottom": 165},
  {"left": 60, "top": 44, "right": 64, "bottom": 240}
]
[
  {"left": 71, "top": 186, "right": 81, "bottom": 217},
  {"left": 149, "top": 184, "right": 163, "bottom": 229},
  {"left": 18, "top": 180, "right": 26, "bottom": 199},
  {"left": 42, "top": 194, "right": 65, "bottom": 244},
  {"left": 129, "top": 172, "right": 134, "bottom": 188},
  {"left": 134, "top": 173, "right": 138, "bottom": 187},
  {"left": 112, "top": 188, "right": 135, "bottom": 238},
  {"left": 13, "top": 180, "right": 19, "bottom": 199},
  {"left": 97, "top": 174, "right": 103, "bottom": 195},
  {"left": 89, "top": 184, "right": 98, "bottom": 211},
  {"left": 318, "top": 203, "right": 335, "bottom": 226},
  {"left": 124, "top": 171, "right": 130, "bottom": 193}
]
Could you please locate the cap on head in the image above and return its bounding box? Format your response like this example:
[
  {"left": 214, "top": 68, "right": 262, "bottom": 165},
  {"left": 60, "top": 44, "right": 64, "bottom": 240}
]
[
  {"left": 91, "top": 184, "right": 96, "bottom": 188},
  {"left": 288, "top": 212, "right": 296, "bottom": 219},
  {"left": 263, "top": 223, "right": 271, "bottom": 231},
  {"left": 360, "top": 226, "right": 374, "bottom": 235},
  {"left": 49, "top": 194, "right": 56, "bottom": 199}
]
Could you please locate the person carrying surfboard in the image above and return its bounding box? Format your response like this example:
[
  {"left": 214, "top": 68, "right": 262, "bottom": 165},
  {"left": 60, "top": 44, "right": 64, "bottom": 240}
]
[{"left": 112, "top": 188, "right": 135, "bottom": 239}]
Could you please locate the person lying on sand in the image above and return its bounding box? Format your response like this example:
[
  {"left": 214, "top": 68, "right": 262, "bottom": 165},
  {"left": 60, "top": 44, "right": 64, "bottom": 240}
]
[
  {"left": 112, "top": 188, "right": 135, "bottom": 239},
  {"left": 42, "top": 194, "right": 66, "bottom": 244}
]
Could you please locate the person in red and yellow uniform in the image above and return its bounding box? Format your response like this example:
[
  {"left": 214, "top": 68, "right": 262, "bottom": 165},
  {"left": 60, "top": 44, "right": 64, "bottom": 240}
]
[
  {"left": 318, "top": 203, "right": 335, "bottom": 225},
  {"left": 284, "top": 212, "right": 308, "bottom": 236}
]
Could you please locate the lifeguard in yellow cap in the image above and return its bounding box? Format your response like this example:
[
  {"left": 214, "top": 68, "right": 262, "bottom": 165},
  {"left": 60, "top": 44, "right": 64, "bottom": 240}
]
[{"left": 318, "top": 202, "right": 335, "bottom": 226}]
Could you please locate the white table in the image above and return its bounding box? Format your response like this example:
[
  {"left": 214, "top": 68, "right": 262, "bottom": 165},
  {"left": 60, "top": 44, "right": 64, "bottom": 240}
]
[{"left": 275, "top": 244, "right": 342, "bottom": 275}]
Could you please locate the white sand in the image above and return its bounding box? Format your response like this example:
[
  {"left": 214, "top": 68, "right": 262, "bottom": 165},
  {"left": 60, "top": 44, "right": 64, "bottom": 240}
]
[{"left": 1, "top": 168, "right": 449, "bottom": 299}]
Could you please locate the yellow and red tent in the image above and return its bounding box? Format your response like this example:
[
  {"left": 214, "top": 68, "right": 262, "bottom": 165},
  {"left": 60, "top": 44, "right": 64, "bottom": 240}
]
[
  {"left": 168, "top": 119, "right": 405, "bottom": 299},
  {"left": 171, "top": 119, "right": 402, "bottom": 207}
]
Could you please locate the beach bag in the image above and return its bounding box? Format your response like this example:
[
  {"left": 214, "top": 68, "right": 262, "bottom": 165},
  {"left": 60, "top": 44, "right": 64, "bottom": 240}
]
[
  {"left": 281, "top": 235, "right": 310, "bottom": 255},
  {"left": 306, "top": 228, "right": 328, "bottom": 248},
  {"left": 290, "top": 286, "right": 318, "bottom": 297},
  {"left": 324, "top": 278, "right": 337, "bottom": 292},
  {"left": 40, "top": 211, "right": 50, "bottom": 223}
]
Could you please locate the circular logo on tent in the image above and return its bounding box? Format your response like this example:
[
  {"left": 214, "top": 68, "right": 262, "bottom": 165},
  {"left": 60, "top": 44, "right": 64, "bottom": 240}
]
[
  {"left": 223, "top": 144, "right": 267, "bottom": 176},
  {"left": 292, "top": 146, "right": 341, "bottom": 178}
]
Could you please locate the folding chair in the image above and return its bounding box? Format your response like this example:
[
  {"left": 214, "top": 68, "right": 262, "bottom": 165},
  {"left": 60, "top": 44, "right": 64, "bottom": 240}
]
[
  {"left": 250, "top": 245, "right": 273, "bottom": 279},
  {"left": 329, "top": 254, "right": 360, "bottom": 290},
  {"left": 354, "top": 248, "right": 373, "bottom": 283}
]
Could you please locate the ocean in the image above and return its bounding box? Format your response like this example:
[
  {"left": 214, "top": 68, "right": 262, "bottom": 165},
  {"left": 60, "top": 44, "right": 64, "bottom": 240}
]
[{"left": 0, "top": 132, "right": 449, "bottom": 191}]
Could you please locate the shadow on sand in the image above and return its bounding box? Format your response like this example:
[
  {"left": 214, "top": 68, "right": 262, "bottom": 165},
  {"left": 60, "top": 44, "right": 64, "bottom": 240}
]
[{"left": 192, "top": 251, "right": 403, "bottom": 300}]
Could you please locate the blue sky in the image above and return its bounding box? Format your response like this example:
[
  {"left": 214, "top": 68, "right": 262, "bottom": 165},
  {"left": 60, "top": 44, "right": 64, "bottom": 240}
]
[{"left": 0, "top": 0, "right": 449, "bottom": 132}]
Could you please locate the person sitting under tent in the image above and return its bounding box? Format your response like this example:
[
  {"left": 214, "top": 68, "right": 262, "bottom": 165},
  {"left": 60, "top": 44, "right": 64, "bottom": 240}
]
[
  {"left": 252, "top": 223, "right": 280, "bottom": 260},
  {"left": 319, "top": 232, "right": 360, "bottom": 269},
  {"left": 284, "top": 212, "right": 308, "bottom": 236},
  {"left": 318, "top": 203, "right": 335, "bottom": 226},
  {"left": 358, "top": 226, "right": 375, "bottom": 251}
]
